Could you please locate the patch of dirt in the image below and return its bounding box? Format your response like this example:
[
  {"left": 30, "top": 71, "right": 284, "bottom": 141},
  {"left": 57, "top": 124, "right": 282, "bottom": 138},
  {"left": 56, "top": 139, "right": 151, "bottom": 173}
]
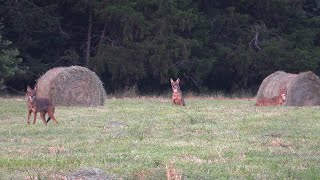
[
  {"left": 271, "top": 138, "right": 289, "bottom": 147},
  {"left": 67, "top": 168, "right": 117, "bottom": 180},
  {"left": 48, "top": 145, "right": 67, "bottom": 155}
]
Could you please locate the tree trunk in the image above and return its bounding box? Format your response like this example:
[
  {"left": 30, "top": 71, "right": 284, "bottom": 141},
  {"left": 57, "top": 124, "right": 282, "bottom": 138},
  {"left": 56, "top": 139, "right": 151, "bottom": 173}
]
[
  {"left": 85, "top": 8, "right": 93, "bottom": 67},
  {"left": 93, "top": 21, "right": 107, "bottom": 72},
  {"left": 97, "top": 21, "right": 107, "bottom": 56}
]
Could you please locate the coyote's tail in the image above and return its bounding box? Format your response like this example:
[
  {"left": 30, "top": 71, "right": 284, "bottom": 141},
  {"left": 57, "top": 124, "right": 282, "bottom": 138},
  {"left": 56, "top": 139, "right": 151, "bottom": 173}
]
[{"left": 47, "top": 106, "right": 55, "bottom": 123}]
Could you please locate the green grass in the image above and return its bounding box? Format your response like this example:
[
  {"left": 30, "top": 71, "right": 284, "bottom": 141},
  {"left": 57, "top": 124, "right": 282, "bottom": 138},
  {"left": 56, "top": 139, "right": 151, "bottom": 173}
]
[{"left": 0, "top": 97, "right": 320, "bottom": 179}]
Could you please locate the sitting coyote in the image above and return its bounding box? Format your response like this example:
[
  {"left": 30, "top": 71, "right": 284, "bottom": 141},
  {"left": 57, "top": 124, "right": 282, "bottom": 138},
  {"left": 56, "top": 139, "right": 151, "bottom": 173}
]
[
  {"left": 256, "top": 87, "right": 287, "bottom": 106},
  {"left": 26, "top": 86, "right": 58, "bottom": 125},
  {"left": 170, "top": 78, "right": 185, "bottom": 106}
]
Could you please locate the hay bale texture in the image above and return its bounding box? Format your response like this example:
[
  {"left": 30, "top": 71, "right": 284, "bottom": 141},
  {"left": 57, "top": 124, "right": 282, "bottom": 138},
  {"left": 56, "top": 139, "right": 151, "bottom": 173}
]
[
  {"left": 36, "top": 66, "right": 106, "bottom": 106},
  {"left": 256, "top": 71, "right": 320, "bottom": 106}
]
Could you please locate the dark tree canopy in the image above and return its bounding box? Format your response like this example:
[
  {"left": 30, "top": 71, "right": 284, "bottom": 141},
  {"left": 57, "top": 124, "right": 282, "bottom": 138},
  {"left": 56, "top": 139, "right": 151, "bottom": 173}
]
[{"left": 1, "top": 0, "right": 320, "bottom": 94}]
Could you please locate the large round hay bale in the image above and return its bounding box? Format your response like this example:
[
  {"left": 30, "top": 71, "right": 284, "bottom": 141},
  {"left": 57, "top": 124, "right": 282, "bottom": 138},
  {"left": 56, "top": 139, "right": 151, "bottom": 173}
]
[
  {"left": 256, "top": 71, "right": 297, "bottom": 99},
  {"left": 36, "top": 66, "right": 106, "bottom": 106},
  {"left": 256, "top": 71, "right": 320, "bottom": 106}
]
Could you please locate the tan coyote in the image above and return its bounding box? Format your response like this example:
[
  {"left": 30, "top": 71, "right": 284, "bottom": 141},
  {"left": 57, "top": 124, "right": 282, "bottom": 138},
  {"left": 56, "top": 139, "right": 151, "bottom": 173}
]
[
  {"left": 26, "top": 86, "right": 58, "bottom": 125},
  {"left": 255, "top": 87, "right": 287, "bottom": 106},
  {"left": 170, "top": 78, "right": 185, "bottom": 106}
]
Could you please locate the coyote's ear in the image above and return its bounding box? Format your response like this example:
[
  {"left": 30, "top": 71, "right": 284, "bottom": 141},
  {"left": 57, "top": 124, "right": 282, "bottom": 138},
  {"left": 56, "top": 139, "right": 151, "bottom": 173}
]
[
  {"left": 176, "top": 78, "right": 180, "bottom": 83},
  {"left": 27, "top": 86, "right": 32, "bottom": 92},
  {"left": 170, "top": 78, "right": 174, "bottom": 83}
]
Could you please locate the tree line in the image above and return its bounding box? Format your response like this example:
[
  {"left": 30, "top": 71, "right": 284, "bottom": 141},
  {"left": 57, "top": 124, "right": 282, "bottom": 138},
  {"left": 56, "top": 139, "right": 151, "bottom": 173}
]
[{"left": 1, "top": 0, "right": 320, "bottom": 94}]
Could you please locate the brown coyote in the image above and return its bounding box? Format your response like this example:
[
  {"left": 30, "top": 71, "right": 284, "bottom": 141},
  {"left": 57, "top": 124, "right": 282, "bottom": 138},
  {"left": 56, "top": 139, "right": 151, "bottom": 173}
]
[
  {"left": 26, "top": 86, "right": 58, "bottom": 125},
  {"left": 255, "top": 87, "right": 287, "bottom": 106},
  {"left": 170, "top": 78, "right": 185, "bottom": 106}
]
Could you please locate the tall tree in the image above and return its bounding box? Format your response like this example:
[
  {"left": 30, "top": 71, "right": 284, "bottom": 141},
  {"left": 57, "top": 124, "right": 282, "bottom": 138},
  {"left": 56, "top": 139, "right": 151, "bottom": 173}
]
[
  {"left": 205, "top": 0, "right": 320, "bottom": 92},
  {"left": 0, "top": 24, "right": 23, "bottom": 90},
  {"left": 1, "top": 0, "right": 320, "bottom": 94},
  {"left": 90, "top": 0, "right": 213, "bottom": 92}
]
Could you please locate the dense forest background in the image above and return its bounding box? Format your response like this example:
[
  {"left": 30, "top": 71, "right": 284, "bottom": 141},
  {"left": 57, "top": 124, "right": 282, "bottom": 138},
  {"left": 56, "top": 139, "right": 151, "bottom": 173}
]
[{"left": 1, "top": 0, "right": 320, "bottom": 95}]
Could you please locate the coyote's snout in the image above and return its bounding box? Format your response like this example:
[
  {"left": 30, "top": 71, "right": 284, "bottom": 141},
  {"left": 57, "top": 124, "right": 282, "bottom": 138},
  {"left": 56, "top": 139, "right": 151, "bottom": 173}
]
[
  {"left": 170, "top": 78, "right": 185, "bottom": 106},
  {"left": 26, "top": 86, "right": 58, "bottom": 125},
  {"left": 256, "top": 87, "right": 287, "bottom": 106}
]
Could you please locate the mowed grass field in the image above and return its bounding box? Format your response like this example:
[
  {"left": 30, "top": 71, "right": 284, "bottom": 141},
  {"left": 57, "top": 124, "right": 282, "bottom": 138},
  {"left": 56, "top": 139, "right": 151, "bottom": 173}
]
[{"left": 0, "top": 96, "right": 320, "bottom": 179}]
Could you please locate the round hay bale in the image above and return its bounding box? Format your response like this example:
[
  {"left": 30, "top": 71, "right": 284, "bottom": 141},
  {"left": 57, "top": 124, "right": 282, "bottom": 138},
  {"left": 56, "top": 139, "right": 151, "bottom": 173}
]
[
  {"left": 256, "top": 71, "right": 297, "bottom": 99},
  {"left": 256, "top": 71, "right": 320, "bottom": 106},
  {"left": 286, "top": 71, "right": 320, "bottom": 106},
  {"left": 36, "top": 66, "right": 106, "bottom": 106}
]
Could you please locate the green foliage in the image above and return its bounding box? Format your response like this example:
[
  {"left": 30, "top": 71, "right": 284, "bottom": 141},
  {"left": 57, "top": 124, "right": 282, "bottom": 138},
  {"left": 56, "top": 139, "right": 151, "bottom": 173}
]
[
  {"left": 0, "top": 25, "right": 23, "bottom": 89},
  {"left": 206, "top": 0, "right": 320, "bottom": 92},
  {"left": 91, "top": 0, "right": 212, "bottom": 91},
  {"left": 1, "top": 0, "right": 320, "bottom": 93}
]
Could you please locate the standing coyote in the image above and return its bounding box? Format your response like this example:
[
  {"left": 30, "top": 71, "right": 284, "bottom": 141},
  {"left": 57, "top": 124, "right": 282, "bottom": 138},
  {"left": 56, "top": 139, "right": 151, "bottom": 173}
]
[
  {"left": 170, "top": 78, "right": 185, "bottom": 106},
  {"left": 26, "top": 86, "right": 58, "bottom": 125},
  {"left": 255, "top": 87, "right": 287, "bottom": 106}
]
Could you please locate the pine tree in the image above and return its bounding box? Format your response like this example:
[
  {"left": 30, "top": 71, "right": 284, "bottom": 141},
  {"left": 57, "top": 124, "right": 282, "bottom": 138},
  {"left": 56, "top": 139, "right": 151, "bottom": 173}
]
[{"left": 0, "top": 24, "right": 23, "bottom": 89}]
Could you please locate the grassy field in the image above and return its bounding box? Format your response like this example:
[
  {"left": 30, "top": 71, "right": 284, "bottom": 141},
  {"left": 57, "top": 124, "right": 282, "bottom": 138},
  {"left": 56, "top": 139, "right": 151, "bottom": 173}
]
[{"left": 0, "top": 96, "right": 319, "bottom": 179}]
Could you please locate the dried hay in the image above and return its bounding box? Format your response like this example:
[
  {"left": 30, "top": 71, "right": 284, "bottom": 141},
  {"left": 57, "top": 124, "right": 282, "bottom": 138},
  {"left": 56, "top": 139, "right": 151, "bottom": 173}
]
[
  {"left": 256, "top": 71, "right": 320, "bottom": 106},
  {"left": 36, "top": 66, "right": 106, "bottom": 106}
]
